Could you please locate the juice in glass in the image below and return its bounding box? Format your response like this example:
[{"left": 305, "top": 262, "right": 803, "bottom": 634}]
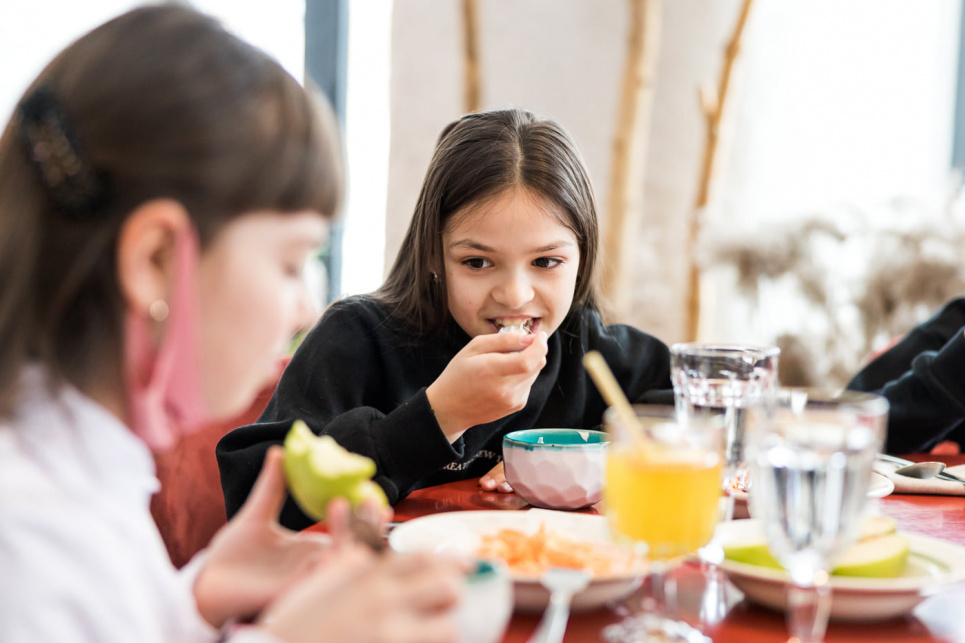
[{"left": 606, "top": 444, "right": 721, "bottom": 560}]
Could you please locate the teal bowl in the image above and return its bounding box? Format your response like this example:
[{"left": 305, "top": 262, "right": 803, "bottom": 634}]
[{"left": 502, "top": 429, "right": 609, "bottom": 510}]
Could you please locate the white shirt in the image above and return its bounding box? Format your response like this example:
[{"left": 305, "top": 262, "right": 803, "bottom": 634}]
[{"left": 0, "top": 368, "right": 274, "bottom": 643}]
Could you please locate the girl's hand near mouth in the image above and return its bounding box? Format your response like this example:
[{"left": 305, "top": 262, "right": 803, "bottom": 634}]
[{"left": 426, "top": 331, "right": 549, "bottom": 442}]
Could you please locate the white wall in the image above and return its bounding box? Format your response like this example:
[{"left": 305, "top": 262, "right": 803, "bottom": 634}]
[
  {"left": 724, "top": 0, "right": 960, "bottom": 224},
  {"left": 386, "top": 0, "right": 963, "bottom": 350},
  {"left": 704, "top": 0, "right": 962, "bottom": 350}
]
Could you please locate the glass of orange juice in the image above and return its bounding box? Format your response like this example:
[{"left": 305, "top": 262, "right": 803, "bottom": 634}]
[{"left": 603, "top": 405, "right": 722, "bottom": 643}]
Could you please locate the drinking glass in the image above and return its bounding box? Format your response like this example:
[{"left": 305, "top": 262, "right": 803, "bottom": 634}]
[
  {"left": 670, "top": 343, "right": 780, "bottom": 520},
  {"left": 746, "top": 388, "right": 887, "bottom": 643},
  {"left": 671, "top": 344, "right": 780, "bottom": 627},
  {"left": 602, "top": 406, "right": 722, "bottom": 643}
]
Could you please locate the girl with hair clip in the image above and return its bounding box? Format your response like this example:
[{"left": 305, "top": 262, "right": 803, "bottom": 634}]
[
  {"left": 218, "top": 107, "right": 673, "bottom": 529},
  {"left": 0, "top": 6, "right": 463, "bottom": 643}
]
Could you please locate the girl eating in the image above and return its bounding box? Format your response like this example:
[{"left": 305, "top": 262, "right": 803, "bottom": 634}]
[
  {"left": 218, "top": 108, "right": 672, "bottom": 528},
  {"left": 0, "top": 6, "right": 462, "bottom": 642}
]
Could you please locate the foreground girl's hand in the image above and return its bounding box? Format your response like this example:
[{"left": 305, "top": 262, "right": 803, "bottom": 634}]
[
  {"left": 479, "top": 461, "right": 513, "bottom": 493},
  {"left": 427, "top": 331, "right": 548, "bottom": 441},
  {"left": 259, "top": 549, "right": 464, "bottom": 643},
  {"left": 193, "top": 446, "right": 330, "bottom": 627}
]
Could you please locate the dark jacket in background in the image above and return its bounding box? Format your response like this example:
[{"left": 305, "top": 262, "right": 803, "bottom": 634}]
[{"left": 848, "top": 297, "right": 965, "bottom": 454}]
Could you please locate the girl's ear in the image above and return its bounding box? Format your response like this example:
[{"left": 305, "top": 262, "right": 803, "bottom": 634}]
[{"left": 116, "top": 199, "right": 193, "bottom": 314}]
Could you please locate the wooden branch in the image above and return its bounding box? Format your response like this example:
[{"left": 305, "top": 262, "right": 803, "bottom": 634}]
[
  {"left": 684, "top": 0, "right": 755, "bottom": 340},
  {"left": 462, "top": 0, "right": 481, "bottom": 113},
  {"left": 602, "top": 0, "right": 662, "bottom": 317}
]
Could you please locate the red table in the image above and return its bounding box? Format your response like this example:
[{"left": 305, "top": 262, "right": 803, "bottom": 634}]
[{"left": 388, "top": 455, "right": 965, "bottom": 642}]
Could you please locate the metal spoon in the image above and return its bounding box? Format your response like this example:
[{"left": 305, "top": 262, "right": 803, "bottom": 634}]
[
  {"left": 893, "top": 461, "right": 946, "bottom": 480},
  {"left": 527, "top": 568, "right": 592, "bottom": 643},
  {"left": 347, "top": 514, "right": 387, "bottom": 553}
]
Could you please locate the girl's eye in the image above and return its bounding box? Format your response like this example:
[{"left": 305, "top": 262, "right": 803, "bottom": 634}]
[
  {"left": 533, "top": 257, "right": 563, "bottom": 269},
  {"left": 462, "top": 257, "right": 491, "bottom": 270},
  {"left": 284, "top": 264, "right": 303, "bottom": 278},
  {"left": 285, "top": 255, "right": 313, "bottom": 279}
]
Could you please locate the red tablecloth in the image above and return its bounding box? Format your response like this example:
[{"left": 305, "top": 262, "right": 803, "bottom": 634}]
[{"left": 316, "top": 454, "right": 965, "bottom": 642}]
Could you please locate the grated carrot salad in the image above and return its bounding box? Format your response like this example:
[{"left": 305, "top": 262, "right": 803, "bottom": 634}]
[{"left": 476, "top": 524, "right": 632, "bottom": 577}]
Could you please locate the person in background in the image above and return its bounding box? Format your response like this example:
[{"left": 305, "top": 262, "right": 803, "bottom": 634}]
[
  {"left": 0, "top": 6, "right": 461, "bottom": 643},
  {"left": 218, "top": 107, "right": 672, "bottom": 530},
  {"left": 848, "top": 297, "right": 965, "bottom": 454}
]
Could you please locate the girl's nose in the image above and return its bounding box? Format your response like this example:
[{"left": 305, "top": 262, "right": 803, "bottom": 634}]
[
  {"left": 294, "top": 279, "right": 321, "bottom": 333},
  {"left": 493, "top": 270, "right": 534, "bottom": 309}
]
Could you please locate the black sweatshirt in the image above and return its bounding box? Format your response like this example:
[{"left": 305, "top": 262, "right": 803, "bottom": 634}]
[
  {"left": 847, "top": 297, "right": 965, "bottom": 454},
  {"left": 217, "top": 296, "right": 672, "bottom": 530}
]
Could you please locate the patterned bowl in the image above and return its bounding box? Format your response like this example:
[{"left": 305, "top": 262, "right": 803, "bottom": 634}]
[{"left": 502, "top": 429, "right": 610, "bottom": 510}]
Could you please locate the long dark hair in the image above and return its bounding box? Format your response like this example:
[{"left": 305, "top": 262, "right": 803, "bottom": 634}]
[
  {"left": 0, "top": 5, "right": 343, "bottom": 417},
  {"left": 373, "top": 107, "right": 601, "bottom": 335}
]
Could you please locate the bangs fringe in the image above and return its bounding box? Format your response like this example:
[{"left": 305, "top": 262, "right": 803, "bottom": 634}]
[{"left": 227, "top": 71, "right": 343, "bottom": 221}]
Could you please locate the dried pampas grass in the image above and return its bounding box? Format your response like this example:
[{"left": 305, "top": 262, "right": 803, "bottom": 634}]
[{"left": 699, "top": 191, "right": 965, "bottom": 387}]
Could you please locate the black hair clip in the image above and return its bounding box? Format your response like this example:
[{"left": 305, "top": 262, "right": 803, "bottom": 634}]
[{"left": 17, "top": 86, "right": 108, "bottom": 220}]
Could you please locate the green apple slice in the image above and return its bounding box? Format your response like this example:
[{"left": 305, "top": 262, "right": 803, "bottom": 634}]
[
  {"left": 857, "top": 514, "right": 897, "bottom": 541},
  {"left": 723, "top": 515, "right": 909, "bottom": 578},
  {"left": 832, "top": 534, "right": 910, "bottom": 577},
  {"left": 347, "top": 479, "right": 389, "bottom": 507},
  {"left": 723, "top": 541, "right": 783, "bottom": 570},
  {"left": 283, "top": 420, "right": 386, "bottom": 520}
]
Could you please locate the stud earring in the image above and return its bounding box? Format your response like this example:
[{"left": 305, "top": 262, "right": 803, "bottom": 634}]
[
  {"left": 149, "top": 300, "right": 169, "bottom": 322},
  {"left": 431, "top": 272, "right": 439, "bottom": 282}
]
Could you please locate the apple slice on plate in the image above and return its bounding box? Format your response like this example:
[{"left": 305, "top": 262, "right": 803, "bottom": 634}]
[
  {"left": 721, "top": 515, "right": 908, "bottom": 577},
  {"left": 709, "top": 518, "right": 965, "bottom": 622}
]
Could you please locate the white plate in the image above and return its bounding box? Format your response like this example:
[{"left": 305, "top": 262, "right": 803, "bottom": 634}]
[
  {"left": 732, "top": 471, "right": 894, "bottom": 518},
  {"left": 388, "top": 509, "right": 645, "bottom": 612},
  {"left": 709, "top": 519, "right": 965, "bottom": 622},
  {"left": 867, "top": 470, "right": 896, "bottom": 498}
]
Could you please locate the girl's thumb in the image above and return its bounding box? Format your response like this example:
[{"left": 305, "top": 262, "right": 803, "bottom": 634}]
[{"left": 238, "top": 445, "right": 288, "bottom": 523}]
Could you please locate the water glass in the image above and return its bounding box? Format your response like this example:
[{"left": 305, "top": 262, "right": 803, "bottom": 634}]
[
  {"left": 670, "top": 343, "right": 780, "bottom": 518},
  {"left": 671, "top": 344, "right": 780, "bottom": 628},
  {"left": 746, "top": 388, "right": 887, "bottom": 643}
]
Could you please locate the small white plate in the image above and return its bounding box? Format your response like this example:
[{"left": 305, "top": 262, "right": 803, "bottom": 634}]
[
  {"left": 709, "top": 519, "right": 965, "bottom": 622},
  {"left": 388, "top": 509, "right": 645, "bottom": 612},
  {"left": 732, "top": 471, "right": 894, "bottom": 518},
  {"left": 867, "top": 470, "right": 896, "bottom": 498}
]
